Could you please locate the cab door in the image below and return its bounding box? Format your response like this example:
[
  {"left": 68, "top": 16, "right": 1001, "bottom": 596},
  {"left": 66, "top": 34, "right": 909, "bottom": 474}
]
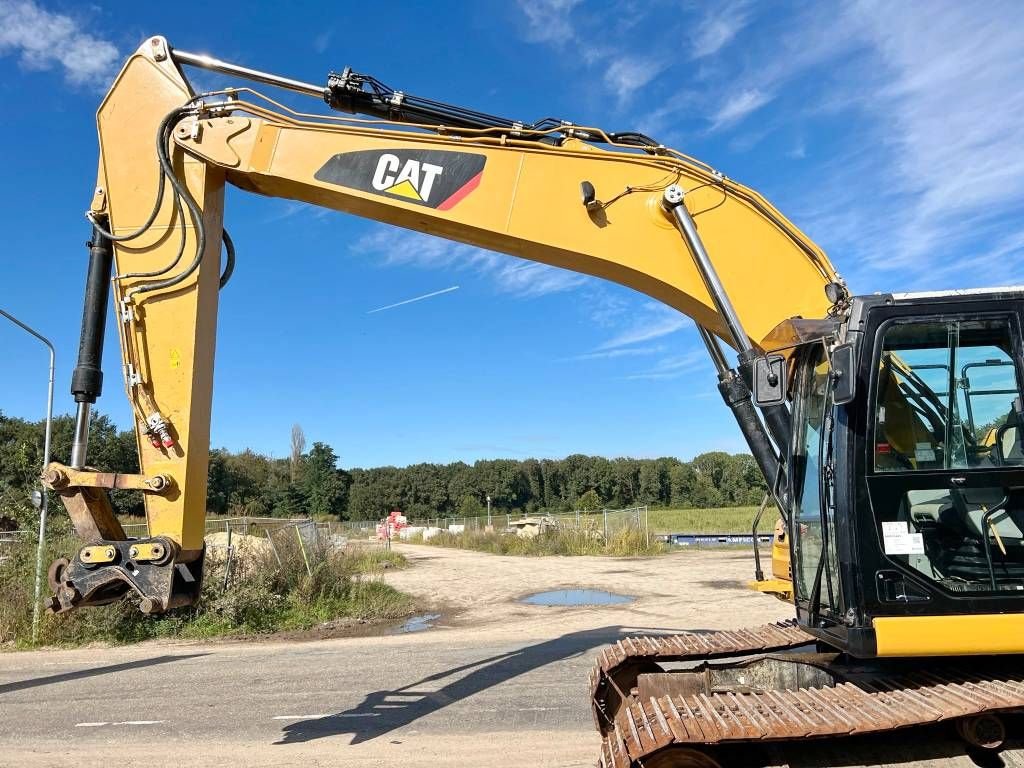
[{"left": 789, "top": 344, "right": 844, "bottom": 623}]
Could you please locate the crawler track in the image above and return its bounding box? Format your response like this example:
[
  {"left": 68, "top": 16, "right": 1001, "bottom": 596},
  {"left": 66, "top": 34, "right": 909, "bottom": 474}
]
[
  {"left": 590, "top": 622, "right": 1024, "bottom": 767},
  {"left": 591, "top": 620, "right": 814, "bottom": 733}
]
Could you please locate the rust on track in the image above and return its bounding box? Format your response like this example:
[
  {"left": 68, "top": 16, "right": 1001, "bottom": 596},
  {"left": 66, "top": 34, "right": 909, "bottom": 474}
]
[{"left": 591, "top": 622, "right": 1024, "bottom": 768}]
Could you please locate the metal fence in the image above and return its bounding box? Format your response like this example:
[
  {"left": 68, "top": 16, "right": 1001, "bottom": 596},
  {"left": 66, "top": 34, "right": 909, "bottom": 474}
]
[
  {"left": 333, "top": 505, "right": 650, "bottom": 542},
  {"left": 121, "top": 516, "right": 334, "bottom": 540}
]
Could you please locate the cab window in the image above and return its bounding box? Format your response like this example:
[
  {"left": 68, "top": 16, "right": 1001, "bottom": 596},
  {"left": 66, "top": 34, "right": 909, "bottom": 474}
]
[
  {"left": 868, "top": 315, "right": 1024, "bottom": 595},
  {"left": 873, "top": 317, "right": 1024, "bottom": 472}
]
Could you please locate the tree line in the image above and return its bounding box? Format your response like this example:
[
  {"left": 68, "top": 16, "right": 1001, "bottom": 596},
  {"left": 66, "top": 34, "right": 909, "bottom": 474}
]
[{"left": 0, "top": 411, "right": 766, "bottom": 526}]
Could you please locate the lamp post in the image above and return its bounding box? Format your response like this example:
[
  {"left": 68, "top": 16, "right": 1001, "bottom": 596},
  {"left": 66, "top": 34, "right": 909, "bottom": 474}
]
[
  {"left": 486, "top": 495, "right": 491, "bottom": 528},
  {"left": 0, "top": 309, "right": 55, "bottom": 643}
]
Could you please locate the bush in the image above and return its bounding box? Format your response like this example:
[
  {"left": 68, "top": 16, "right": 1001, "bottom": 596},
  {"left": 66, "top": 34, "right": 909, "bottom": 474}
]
[
  {"left": 0, "top": 531, "right": 414, "bottom": 648},
  {"left": 423, "top": 524, "right": 665, "bottom": 557}
]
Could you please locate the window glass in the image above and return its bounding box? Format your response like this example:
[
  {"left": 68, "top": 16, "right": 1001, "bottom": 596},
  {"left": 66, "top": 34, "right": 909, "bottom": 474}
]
[
  {"left": 869, "top": 316, "right": 1024, "bottom": 595},
  {"left": 873, "top": 318, "right": 1024, "bottom": 472},
  {"left": 791, "top": 346, "right": 836, "bottom": 608},
  {"left": 874, "top": 484, "right": 1024, "bottom": 594}
]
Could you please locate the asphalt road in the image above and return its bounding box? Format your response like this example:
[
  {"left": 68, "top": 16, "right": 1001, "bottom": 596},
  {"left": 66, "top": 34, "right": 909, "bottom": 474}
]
[
  {"left": 6, "top": 547, "right": 1018, "bottom": 767},
  {"left": 2, "top": 545, "right": 789, "bottom": 768},
  {"left": 0, "top": 625, "right": 615, "bottom": 767}
]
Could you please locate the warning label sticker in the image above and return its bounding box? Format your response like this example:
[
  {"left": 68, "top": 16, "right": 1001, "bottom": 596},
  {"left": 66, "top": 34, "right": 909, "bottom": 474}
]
[{"left": 882, "top": 520, "right": 925, "bottom": 555}]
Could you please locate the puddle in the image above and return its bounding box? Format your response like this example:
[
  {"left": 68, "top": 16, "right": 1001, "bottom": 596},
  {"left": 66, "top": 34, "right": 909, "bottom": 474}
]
[
  {"left": 395, "top": 613, "right": 441, "bottom": 633},
  {"left": 519, "top": 589, "right": 634, "bottom": 606}
]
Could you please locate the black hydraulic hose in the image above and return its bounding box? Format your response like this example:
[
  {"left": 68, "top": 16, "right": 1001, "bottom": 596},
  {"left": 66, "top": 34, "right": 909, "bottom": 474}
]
[
  {"left": 219, "top": 229, "right": 235, "bottom": 289},
  {"left": 116, "top": 189, "right": 186, "bottom": 281},
  {"left": 88, "top": 109, "right": 182, "bottom": 243},
  {"left": 128, "top": 107, "right": 206, "bottom": 299}
]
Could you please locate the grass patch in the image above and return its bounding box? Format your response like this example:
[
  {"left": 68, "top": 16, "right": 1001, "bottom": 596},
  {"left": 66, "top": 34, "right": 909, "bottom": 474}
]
[
  {"left": 422, "top": 525, "right": 666, "bottom": 557},
  {"left": 645, "top": 506, "right": 761, "bottom": 534},
  {"left": 0, "top": 533, "right": 413, "bottom": 649}
]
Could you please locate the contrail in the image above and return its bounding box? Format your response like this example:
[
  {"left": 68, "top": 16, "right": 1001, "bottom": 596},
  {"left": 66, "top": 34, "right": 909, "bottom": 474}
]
[{"left": 367, "top": 285, "right": 460, "bottom": 314}]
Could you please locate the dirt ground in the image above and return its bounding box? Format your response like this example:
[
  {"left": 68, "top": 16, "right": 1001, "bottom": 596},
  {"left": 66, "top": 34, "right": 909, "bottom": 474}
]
[
  {"left": 381, "top": 542, "right": 792, "bottom": 638},
  {"left": 4, "top": 544, "right": 1019, "bottom": 767}
]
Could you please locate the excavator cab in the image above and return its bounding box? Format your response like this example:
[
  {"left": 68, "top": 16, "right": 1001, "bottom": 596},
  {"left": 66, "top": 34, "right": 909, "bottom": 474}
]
[{"left": 787, "top": 289, "right": 1024, "bottom": 658}]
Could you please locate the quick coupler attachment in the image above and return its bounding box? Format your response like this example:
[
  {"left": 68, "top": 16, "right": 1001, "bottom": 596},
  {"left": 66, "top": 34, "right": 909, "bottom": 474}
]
[{"left": 46, "top": 537, "right": 204, "bottom": 615}]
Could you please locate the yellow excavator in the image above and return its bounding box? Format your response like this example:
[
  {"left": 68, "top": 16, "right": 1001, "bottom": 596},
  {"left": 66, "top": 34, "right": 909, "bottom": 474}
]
[{"left": 42, "top": 37, "right": 1024, "bottom": 765}]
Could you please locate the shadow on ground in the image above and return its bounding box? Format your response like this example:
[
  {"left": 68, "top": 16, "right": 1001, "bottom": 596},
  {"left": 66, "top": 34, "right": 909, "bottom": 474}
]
[
  {"left": 275, "top": 626, "right": 700, "bottom": 746},
  {"left": 0, "top": 653, "right": 207, "bottom": 695}
]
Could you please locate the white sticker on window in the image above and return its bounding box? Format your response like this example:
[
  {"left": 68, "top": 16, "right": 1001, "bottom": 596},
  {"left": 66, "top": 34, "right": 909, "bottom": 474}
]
[
  {"left": 882, "top": 521, "right": 925, "bottom": 555},
  {"left": 914, "top": 442, "right": 936, "bottom": 463}
]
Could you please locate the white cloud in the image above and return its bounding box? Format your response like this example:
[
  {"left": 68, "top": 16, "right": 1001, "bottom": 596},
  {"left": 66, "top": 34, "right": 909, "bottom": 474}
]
[
  {"left": 710, "top": 88, "right": 771, "bottom": 130},
  {"left": 312, "top": 29, "right": 333, "bottom": 55},
  {"left": 515, "top": 0, "right": 582, "bottom": 45},
  {"left": 604, "top": 56, "right": 664, "bottom": 106},
  {"left": 848, "top": 0, "right": 1024, "bottom": 268},
  {"left": 772, "top": 1, "right": 1024, "bottom": 287},
  {"left": 596, "top": 302, "right": 691, "bottom": 350},
  {"left": 691, "top": 3, "right": 751, "bottom": 59},
  {"left": 566, "top": 345, "right": 663, "bottom": 362},
  {"left": 0, "top": 0, "right": 119, "bottom": 89},
  {"left": 352, "top": 226, "right": 588, "bottom": 298},
  {"left": 624, "top": 348, "right": 708, "bottom": 380}
]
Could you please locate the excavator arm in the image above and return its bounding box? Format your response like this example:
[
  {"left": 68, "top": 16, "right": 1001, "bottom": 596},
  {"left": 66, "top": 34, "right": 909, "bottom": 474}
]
[{"left": 43, "top": 36, "right": 838, "bottom": 612}]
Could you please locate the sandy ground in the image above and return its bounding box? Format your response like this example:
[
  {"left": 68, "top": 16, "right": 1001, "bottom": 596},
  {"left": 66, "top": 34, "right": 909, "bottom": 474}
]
[
  {"left": 0, "top": 546, "right": 780, "bottom": 767},
  {"left": 381, "top": 542, "right": 791, "bottom": 638}
]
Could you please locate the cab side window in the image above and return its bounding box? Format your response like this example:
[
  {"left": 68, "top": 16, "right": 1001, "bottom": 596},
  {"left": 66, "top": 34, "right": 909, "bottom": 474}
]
[{"left": 873, "top": 317, "right": 1024, "bottom": 472}]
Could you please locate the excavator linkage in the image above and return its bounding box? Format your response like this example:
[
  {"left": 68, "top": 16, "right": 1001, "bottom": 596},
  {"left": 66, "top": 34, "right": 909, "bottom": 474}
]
[{"left": 590, "top": 624, "right": 1024, "bottom": 766}]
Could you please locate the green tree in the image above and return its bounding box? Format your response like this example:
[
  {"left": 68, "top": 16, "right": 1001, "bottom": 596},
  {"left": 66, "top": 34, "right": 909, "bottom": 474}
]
[
  {"left": 577, "top": 489, "right": 601, "bottom": 511},
  {"left": 457, "top": 494, "right": 483, "bottom": 517},
  {"left": 301, "top": 442, "right": 348, "bottom": 519}
]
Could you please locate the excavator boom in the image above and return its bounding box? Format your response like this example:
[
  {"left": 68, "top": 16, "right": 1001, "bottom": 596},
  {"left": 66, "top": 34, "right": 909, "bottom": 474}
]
[{"left": 40, "top": 35, "right": 1024, "bottom": 766}]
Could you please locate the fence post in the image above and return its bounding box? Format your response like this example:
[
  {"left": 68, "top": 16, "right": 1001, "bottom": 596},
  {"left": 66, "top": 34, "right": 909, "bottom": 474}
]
[
  {"left": 265, "top": 529, "right": 282, "bottom": 570},
  {"left": 295, "top": 524, "right": 313, "bottom": 577},
  {"left": 603, "top": 510, "right": 608, "bottom": 541},
  {"left": 223, "top": 524, "right": 234, "bottom": 589}
]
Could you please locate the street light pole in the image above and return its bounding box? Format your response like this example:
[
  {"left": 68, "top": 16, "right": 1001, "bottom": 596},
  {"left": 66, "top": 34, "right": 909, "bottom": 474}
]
[{"left": 0, "top": 309, "right": 56, "bottom": 643}]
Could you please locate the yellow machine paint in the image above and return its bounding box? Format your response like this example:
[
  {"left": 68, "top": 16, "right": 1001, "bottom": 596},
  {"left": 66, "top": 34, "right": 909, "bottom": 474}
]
[
  {"left": 49, "top": 36, "right": 836, "bottom": 560},
  {"left": 748, "top": 518, "right": 793, "bottom": 600},
  {"left": 874, "top": 614, "right": 1024, "bottom": 656},
  {"left": 42, "top": 37, "right": 1024, "bottom": 672}
]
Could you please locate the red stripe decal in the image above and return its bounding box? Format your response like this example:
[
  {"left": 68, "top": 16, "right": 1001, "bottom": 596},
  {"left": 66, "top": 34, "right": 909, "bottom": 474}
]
[{"left": 437, "top": 171, "right": 483, "bottom": 211}]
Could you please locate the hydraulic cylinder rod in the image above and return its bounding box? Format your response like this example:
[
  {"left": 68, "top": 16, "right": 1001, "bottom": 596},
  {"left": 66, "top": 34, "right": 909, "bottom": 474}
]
[
  {"left": 665, "top": 186, "right": 752, "bottom": 355},
  {"left": 172, "top": 48, "right": 326, "bottom": 98},
  {"left": 69, "top": 222, "right": 113, "bottom": 468},
  {"left": 666, "top": 187, "right": 791, "bottom": 449}
]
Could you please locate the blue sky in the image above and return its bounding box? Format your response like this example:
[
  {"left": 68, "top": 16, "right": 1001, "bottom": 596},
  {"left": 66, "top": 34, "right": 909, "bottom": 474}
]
[{"left": 1, "top": 1, "right": 1023, "bottom": 468}]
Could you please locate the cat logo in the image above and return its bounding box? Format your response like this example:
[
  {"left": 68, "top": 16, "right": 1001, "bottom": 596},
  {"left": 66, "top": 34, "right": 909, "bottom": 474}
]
[{"left": 314, "top": 149, "right": 486, "bottom": 210}]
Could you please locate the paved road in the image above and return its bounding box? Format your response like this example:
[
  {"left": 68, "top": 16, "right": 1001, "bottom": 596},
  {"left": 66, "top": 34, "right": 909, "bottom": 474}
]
[
  {"left": 0, "top": 627, "right": 614, "bottom": 767},
  {"left": 3, "top": 545, "right": 792, "bottom": 768},
  {"left": 3, "top": 546, "right": 1022, "bottom": 767}
]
